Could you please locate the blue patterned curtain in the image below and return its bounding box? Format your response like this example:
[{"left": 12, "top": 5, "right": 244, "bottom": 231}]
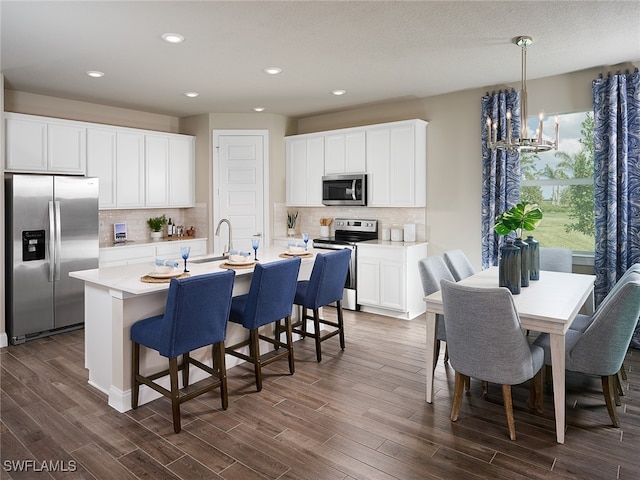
[
  {"left": 592, "top": 70, "right": 640, "bottom": 310},
  {"left": 481, "top": 90, "right": 521, "bottom": 269}
]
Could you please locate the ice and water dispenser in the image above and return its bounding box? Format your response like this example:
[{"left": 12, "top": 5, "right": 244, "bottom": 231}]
[{"left": 22, "top": 230, "right": 46, "bottom": 261}]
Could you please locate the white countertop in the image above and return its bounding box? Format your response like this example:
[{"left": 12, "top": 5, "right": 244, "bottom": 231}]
[
  {"left": 99, "top": 236, "right": 207, "bottom": 250},
  {"left": 70, "top": 245, "right": 317, "bottom": 296}
]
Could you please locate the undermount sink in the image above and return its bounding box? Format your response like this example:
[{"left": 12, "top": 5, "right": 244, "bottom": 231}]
[{"left": 190, "top": 255, "right": 226, "bottom": 264}]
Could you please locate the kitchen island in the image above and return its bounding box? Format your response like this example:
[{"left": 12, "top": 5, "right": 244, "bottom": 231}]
[{"left": 70, "top": 246, "right": 317, "bottom": 412}]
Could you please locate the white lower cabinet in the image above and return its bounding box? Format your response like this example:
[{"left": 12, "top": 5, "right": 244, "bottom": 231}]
[
  {"left": 357, "top": 242, "right": 428, "bottom": 320},
  {"left": 99, "top": 238, "right": 207, "bottom": 267}
]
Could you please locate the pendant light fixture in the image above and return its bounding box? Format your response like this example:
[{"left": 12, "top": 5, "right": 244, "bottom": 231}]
[{"left": 488, "top": 36, "right": 559, "bottom": 153}]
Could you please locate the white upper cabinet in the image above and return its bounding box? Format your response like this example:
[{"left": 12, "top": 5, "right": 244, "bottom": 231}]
[
  {"left": 145, "top": 135, "right": 170, "bottom": 207},
  {"left": 86, "top": 127, "right": 117, "bottom": 208},
  {"left": 167, "top": 136, "right": 194, "bottom": 207},
  {"left": 285, "top": 119, "right": 427, "bottom": 208},
  {"left": 366, "top": 119, "right": 427, "bottom": 207},
  {"left": 6, "top": 113, "right": 86, "bottom": 174},
  {"left": 145, "top": 133, "right": 194, "bottom": 208},
  {"left": 324, "top": 129, "right": 366, "bottom": 174},
  {"left": 285, "top": 135, "right": 324, "bottom": 206},
  {"left": 115, "top": 131, "right": 145, "bottom": 208}
]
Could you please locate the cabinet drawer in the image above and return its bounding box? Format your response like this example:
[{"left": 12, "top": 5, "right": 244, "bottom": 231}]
[{"left": 99, "top": 245, "right": 156, "bottom": 267}]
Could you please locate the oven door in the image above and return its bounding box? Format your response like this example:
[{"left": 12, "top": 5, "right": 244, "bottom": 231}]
[{"left": 312, "top": 243, "right": 357, "bottom": 310}]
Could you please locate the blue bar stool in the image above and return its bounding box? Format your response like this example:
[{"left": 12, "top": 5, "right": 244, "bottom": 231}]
[
  {"left": 130, "top": 270, "right": 235, "bottom": 433},
  {"left": 288, "top": 249, "right": 351, "bottom": 362},
  {"left": 225, "top": 257, "right": 301, "bottom": 391}
]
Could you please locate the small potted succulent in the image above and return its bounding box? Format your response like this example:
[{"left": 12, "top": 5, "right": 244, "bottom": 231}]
[{"left": 147, "top": 214, "right": 167, "bottom": 241}]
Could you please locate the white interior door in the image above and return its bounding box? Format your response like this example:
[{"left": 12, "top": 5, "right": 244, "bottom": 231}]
[{"left": 213, "top": 131, "right": 269, "bottom": 254}]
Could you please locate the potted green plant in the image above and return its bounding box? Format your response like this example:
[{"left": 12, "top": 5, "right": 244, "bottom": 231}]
[
  {"left": 494, "top": 202, "right": 543, "bottom": 290},
  {"left": 147, "top": 214, "right": 167, "bottom": 241},
  {"left": 493, "top": 201, "right": 543, "bottom": 238},
  {"left": 287, "top": 211, "right": 298, "bottom": 237}
]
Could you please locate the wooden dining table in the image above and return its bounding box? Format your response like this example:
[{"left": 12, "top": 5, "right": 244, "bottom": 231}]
[{"left": 423, "top": 267, "right": 595, "bottom": 444}]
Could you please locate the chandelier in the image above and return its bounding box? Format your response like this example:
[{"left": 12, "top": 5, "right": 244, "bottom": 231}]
[{"left": 487, "top": 36, "right": 559, "bottom": 153}]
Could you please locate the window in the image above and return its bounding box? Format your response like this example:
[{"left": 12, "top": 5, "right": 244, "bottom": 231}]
[{"left": 520, "top": 111, "right": 595, "bottom": 253}]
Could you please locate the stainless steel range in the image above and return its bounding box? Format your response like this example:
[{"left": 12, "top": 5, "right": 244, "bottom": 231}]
[{"left": 312, "top": 218, "right": 378, "bottom": 310}]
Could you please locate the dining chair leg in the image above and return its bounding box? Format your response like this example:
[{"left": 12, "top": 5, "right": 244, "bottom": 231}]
[
  {"left": 528, "top": 369, "right": 544, "bottom": 414},
  {"left": 285, "top": 315, "right": 295, "bottom": 374},
  {"left": 450, "top": 371, "right": 467, "bottom": 422},
  {"left": 434, "top": 340, "right": 441, "bottom": 371},
  {"left": 169, "top": 357, "right": 181, "bottom": 433},
  {"left": 131, "top": 342, "right": 140, "bottom": 409},
  {"left": 464, "top": 376, "right": 471, "bottom": 395},
  {"left": 249, "top": 329, "right": 262, "bottom": 392},
  {"left": 182, "top": 352, "right": 190, "bottom": 388},
  {"left": 313, "top": 308, "right": 322, "bottom": 362},
  {"left": 213, "top": 341, "right": 228, "bottom": 410},
  {"left": 620, "top": 364, "right": 627, "bottom": 380},
  {"left": 482, "top": 381, "right": 488, "bottom": 398},
  {"left": 502, "top": 384, "right": 516, "bottom": 441},
  {"left": 615, "top": 367, "right": 625, "bottom": 398},
  {"left": 273, "top": 319, "right": 282, "bottom": 350},
  {"left": 602, "top": 375, "right": 620, "bottom": 427},
  {"left": 336, "top": 300, "right": 345, "bottom": 350}
]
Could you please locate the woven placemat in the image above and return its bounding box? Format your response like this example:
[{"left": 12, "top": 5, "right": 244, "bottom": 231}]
[
  {"left": 279, "top": 252, "right": 314, "bottom": 259},
  {"left": 140, "top": 273, "right": 190, "bottom": 283},
  {"left": 220, "top": 261, "right": 257, "bottom": 270}
]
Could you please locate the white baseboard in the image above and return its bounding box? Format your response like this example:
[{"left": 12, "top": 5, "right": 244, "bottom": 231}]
[{"left": 0, "top": 332, "right": 8, "bottom": 348}]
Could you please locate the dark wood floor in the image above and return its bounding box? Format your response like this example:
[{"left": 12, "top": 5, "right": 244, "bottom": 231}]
[{"left": 2, "top": 308, "right": 639, "bottom": 479}]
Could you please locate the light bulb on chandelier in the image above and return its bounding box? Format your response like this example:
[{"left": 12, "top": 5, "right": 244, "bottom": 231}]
[{"left": 487, "top": 36, "right": 559, "bottom": 153}]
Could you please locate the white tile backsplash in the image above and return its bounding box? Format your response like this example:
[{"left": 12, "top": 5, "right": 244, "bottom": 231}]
[{"left": 273, "top": 203, "right": 426, "bottom": 241}]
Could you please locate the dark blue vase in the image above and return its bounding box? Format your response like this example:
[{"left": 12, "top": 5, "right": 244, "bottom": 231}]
[
  {"left": 514, "top": 238, "right": 530, "bottom": 287},
  {"left": 499, "top": 240, "right": 521, "bottom": 295},
  {"left": 525, "top": 235, "right": 539, "bottom": 280}
]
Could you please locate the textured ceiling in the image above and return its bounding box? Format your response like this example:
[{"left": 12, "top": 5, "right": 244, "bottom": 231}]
[{"left": 2, "top": 1, "right": 639, "bottom": 118}]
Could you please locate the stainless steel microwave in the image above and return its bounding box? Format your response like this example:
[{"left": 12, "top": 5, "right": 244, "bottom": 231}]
[{"left": 322, "top": 174, "right": 367, "bottom": 206}]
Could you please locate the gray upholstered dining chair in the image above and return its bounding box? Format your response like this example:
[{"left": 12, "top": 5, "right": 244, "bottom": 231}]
[
  {"left": 443, "top": 250, "right": 476, "bottom": 281},
  {"left": 440, "top": 279, "right": 544, "bottom": 441},
  {"left": 568, "top": 265, "right": 640, "bottom": 401},
  {"left": 418, "top": 256, "right": 455, "bottom": 366},
  {"left": 539, "top": 247, "right": 572, "bottom": 273},
  {"left": 533, "top": 278, "right": 640, "bottom": 427}
]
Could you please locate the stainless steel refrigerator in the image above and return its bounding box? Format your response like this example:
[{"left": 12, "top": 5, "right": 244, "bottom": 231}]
[{"left": 5, "top": 174, "right": 99, "bottom": 344}]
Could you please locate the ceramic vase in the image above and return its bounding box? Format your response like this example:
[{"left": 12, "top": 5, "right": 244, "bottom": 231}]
[
  {"left": 499, "top": 239, "right": 521, "bottom": 295},
  {"left": 525, "top": 235, "right": 540, "bottom": 280},
  {"left": 287, "top": 227, "right": 296, "bottom": 237},
  {"left": 150, "top": 231, "right": 163, "bottom": 241},
  {"left": 514, "top": 237, "right": 530, "bottom": 287}
]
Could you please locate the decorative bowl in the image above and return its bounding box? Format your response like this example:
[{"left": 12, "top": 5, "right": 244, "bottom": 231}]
[
  {"left": 155, "top": 265, "right": 178, "bottom": 274},
  {"left": 229, "top": 254, "right": 251, "bottom": 264},
  {"left": 288, "top": 245, "right": 305, "bottom": 254}
]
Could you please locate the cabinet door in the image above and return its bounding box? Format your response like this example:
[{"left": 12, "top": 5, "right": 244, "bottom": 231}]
[
  {"left": 389, "top": 124, "right": 416, "bottom": 206},
  {"left": 116, "top": 132, "right": 145, "bottom": 207},
  {"left": 366, "top": 127, "right": 391, "bottom": 206},
  {"left": 5, "top": 116, "right": 48, "bottom": 171},
  {"left": 286, "top": 136, "right": 324, "bottom": 206},
  {"left": 325, "top": 130, "right": 366, "bottom": 174},
  {"left": 145, "top": 135, "right": 169, "bottom": 207},
  {"left": 356, "top": 257, "right": 380, "bottom": 306},
  {"left": 87, "top": 128, "right": 117, "bottom": 208},
  {"left": 306, "top": 136, "right": 324, "bottom": 205},
  {"left": 168, "top": 136, "right": 194, "bottom": 207},
  {"left": 47, "top": 122, "right": 86, "bottom": 173},
  {"left": 379, "top": 260, "right": 406, "bottom": 310}
]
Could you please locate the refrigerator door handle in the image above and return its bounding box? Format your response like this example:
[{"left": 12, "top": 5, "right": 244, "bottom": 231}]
[
  {"left": 48, "top": 201, "right": 56, "bottom": 282},
  {"left": 54, "top": 201, "right": 62, "bottom": 281}
]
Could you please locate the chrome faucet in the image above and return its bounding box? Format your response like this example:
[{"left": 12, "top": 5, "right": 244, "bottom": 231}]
[{"left": 215, "top": 218, "right": 233, "bottom": 257}]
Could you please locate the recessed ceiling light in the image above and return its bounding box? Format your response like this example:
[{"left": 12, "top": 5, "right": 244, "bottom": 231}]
[
  {"left": 162, "top": 33, "right": 184, "bottom": 44},
  {"left": 253, "top": 107, "right": 265, "bottom": 112},
  {"left": 86, "top": 71, "right": 105, "bottom": 78},
  {"left": 331, "top": 89, "right": 347, "bottom": 96},
  {"left": 264, "top": 67, "right": 282, "bottom": 75},
  {"left": 184, "top": 92, "right": 199, "bottom": 98}
]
